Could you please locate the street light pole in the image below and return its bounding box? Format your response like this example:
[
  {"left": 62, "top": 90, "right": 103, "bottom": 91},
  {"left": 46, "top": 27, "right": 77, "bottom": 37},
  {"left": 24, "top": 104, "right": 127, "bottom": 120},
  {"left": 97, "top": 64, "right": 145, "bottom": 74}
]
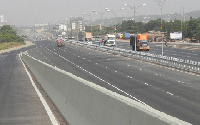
[
  {"left": 93, "top": 8, "right": 110, "bottom": 30},
  {"left": 156, "top": 0, "right": 166, "bottom": 56},
  {"left": 83, "top": 13, "right": 86, "bottom": 42},
  {"left": 107, "top": 8, "right": 124, "bottom": 48},
  {"left": 133, "top": 5, "right": 137, "bottom": 51},
  {"left": 161, "top": 4, "right": 164, "bottom": 56},
  {"left": 124, "top": 3, "right": 146, "bottom": 51}
]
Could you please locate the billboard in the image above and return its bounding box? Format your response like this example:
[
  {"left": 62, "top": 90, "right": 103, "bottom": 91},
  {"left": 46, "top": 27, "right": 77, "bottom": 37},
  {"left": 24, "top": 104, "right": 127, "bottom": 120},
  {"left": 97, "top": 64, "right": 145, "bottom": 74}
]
[{"left": 170, "top": 32, "right": 182, "bottom": 40}]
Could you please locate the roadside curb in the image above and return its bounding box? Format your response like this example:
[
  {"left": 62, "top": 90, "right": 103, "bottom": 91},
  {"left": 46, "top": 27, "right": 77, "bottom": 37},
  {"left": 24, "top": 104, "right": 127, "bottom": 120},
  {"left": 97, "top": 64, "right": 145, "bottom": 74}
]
[{"left": 0, "top": 41, "right": 34, "bottom": 54}]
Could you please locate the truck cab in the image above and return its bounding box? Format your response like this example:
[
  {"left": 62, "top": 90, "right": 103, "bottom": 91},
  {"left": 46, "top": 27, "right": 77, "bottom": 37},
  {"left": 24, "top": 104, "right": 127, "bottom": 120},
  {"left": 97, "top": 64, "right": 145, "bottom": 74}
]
[
  {"left": 130, "top": 34, "right": 150, "bottom": 51},
  {"left": 104, "top": 34, "right": 116, "bottom": 46}
]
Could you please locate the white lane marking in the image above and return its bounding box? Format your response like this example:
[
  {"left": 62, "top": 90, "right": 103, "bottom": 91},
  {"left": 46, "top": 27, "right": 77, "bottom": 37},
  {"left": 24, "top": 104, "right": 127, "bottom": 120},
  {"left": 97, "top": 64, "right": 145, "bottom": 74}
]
[
  {"left": 19, "top": 54, "right": 59, "bottom": 125},
  {"left": 167, "top": 92, "right": 174, "bottom": 96},
  {"left": 45, "top": 49, "right": 149, "bottom": 106},
  {"left": 47, "top": 46, "right": 192, "bottom": 105}
]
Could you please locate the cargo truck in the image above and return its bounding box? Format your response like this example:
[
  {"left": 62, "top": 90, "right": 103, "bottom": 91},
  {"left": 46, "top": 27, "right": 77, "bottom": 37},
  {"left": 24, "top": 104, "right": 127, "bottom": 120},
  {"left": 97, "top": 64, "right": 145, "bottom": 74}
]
[
  {"left": 130, "top": 34, "right": 150, "bottom": 51},
  {"left": 85, "top": 32, "right": 92, "bottom": 41},
  {"left": 122, "top": 32, "right": 130, "bottom": 39},
  {"left": 104, "top": 34, "right": 116, "bottom": 46}
]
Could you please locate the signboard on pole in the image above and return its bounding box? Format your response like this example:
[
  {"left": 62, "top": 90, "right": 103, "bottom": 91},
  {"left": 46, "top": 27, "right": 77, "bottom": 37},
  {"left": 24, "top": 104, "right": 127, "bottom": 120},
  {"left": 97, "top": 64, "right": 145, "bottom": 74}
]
[{"left": 170, "top": 32, "right": 182, "bottom": 40}]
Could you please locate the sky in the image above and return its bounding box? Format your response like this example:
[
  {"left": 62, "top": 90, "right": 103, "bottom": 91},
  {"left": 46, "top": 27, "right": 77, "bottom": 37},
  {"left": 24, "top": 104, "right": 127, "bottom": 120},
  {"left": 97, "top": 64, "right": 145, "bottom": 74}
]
[{"left": 0, "top": 0, "right": 200, "bottom": 26}]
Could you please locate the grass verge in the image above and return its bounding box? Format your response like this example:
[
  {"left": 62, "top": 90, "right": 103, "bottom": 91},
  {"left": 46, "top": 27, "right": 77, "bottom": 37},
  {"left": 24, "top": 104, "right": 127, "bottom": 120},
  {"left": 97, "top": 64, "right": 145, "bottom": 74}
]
[{"left": 0, "top": 42, "right": 26, "bottom": 51}]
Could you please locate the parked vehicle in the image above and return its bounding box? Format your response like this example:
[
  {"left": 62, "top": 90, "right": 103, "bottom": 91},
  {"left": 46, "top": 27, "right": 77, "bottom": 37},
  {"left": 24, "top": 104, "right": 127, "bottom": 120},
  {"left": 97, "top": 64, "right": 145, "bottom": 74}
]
[
  {"left": 119, "top": 34, "right": 123, "bottom": 39},
  {"left": 130, "top": 34, "right": 150, "bottom": 51},
  {"left": 122, "top": 32, "right": 130, "bottom": 39}
]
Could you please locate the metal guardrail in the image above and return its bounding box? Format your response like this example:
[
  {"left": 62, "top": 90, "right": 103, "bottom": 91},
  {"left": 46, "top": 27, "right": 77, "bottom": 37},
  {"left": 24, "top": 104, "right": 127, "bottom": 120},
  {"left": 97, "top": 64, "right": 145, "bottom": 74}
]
[{"left": 67, "top": 41, "right": 200, "bottom": 74}]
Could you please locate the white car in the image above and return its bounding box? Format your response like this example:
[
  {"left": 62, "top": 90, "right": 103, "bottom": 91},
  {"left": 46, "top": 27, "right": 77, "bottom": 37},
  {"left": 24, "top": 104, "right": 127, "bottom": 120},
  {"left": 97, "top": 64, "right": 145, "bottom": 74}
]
[{"left": 64, "top": 37, "right": 68, "bottom": 41}]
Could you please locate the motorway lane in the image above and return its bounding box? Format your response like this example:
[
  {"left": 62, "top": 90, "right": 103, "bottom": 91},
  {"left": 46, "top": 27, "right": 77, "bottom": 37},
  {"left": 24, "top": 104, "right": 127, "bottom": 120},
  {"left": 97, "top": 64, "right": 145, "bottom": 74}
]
[
  {"left": 27, "top": 40, "right": 200, "bottom": 124},
  {"left": 117, "top": 41, "right": 200, "bottom": 62},
  {"left": 150, "top": 43, "right": 200, "bottom": 60},
  {"left": 0, "top": 47, "right": 54, "bottom": 125}
]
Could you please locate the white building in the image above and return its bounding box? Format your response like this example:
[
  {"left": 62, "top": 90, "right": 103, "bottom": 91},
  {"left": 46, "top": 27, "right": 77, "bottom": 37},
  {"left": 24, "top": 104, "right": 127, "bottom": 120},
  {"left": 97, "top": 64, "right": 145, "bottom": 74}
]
[
  {"left": 0, "top": 15, "right": 5, "bottom": 26},
  {"left": 59, "top": 24, "right": 67, "bottom": 31},
  {"left": 70, "top": 17, "right": 83, "bottom": 32},
  {"left": 0, "top": 15, "right": 4, "bottom": 23}
]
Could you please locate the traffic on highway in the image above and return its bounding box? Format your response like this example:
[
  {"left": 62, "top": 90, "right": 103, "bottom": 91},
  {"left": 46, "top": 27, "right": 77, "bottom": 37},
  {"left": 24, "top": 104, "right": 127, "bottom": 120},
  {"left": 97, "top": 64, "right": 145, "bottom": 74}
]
[
  {"left": 1, "top": 0, "right": 200, "bottom": 124},
  {"left": 23, "top": 39, "right": 199, "bottom": 124}
]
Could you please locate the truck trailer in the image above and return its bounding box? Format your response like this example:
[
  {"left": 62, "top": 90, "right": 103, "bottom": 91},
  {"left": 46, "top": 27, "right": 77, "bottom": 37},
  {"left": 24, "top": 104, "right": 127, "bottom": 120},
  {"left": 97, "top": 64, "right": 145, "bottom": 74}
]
[
  {"left": 122, "top": 32, "right": 130, "bottom": 39},
  {"left": 130, "top": 34, "right": 150, "bottom": 51}
]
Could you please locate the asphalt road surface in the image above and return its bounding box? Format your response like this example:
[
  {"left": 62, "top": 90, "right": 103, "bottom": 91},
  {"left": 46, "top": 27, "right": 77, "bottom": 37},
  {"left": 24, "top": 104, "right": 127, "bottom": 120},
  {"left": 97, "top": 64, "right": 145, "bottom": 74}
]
[
  {"left": 117, "top": 41, "right": 200, "bottom": 62},
  {"left": 0, "top": 46, "right": 57, "bottom": 124},
  {"left": 25, "top": 40, "right": 200, "bottom": 125}
]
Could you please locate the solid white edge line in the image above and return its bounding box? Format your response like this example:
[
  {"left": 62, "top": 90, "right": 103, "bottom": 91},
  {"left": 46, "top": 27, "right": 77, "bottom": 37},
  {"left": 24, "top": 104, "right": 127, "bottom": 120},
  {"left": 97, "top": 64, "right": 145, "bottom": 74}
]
[{"left": 19, "top": 53, "right": 59, "bottom": 125}]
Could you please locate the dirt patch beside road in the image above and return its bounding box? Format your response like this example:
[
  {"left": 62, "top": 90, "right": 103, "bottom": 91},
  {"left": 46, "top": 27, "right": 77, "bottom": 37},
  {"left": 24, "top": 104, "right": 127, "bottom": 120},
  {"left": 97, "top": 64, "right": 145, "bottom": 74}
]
[
  {"left": 171, "top": 44, "right": 200, "bottom": 51},
  {"left": 117, "top": 38, "right": 129, "bottom": 42},
  {"left": 0, "top": 41, "right": 34, "bottom": 54}
]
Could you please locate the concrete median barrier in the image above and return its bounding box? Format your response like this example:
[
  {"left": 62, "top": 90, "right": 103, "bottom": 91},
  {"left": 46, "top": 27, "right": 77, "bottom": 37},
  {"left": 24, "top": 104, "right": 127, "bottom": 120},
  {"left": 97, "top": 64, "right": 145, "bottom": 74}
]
[{"left": 21, "top": 53, "right": 190, "bottom": 125}]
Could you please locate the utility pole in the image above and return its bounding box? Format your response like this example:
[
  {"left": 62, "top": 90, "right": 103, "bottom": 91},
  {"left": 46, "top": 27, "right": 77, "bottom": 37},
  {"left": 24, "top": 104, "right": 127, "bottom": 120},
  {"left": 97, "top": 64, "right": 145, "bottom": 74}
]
[
  {"left": 123, "top": 3, "right": 146, "bottom": 51},
  {"left": 181, "top": 7, "right": 185, "bottom": 41},
  {"left": 156, "top": 0, "right": 166, "bottom": 56},
  {"left": 160, "top": 3, "right": 164, "bottom": 56}
]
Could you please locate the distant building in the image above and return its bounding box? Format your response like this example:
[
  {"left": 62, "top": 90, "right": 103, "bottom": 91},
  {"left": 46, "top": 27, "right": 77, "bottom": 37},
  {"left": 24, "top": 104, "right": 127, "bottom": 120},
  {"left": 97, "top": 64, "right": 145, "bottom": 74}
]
[
  {"left": 0, "top": 15, "right": 4, "bottom": 23},
  {"left": 34, "top": 23, "right": 48, "bottom": 27},
  {"left": 59, "top": 24, "right": 67, "bottom": 31},
  {"left": 70, "top": 17, "right": 83, "bottom": 32},
  {"left": 0, "top": 15, "right": 6, "bottom": 26}
]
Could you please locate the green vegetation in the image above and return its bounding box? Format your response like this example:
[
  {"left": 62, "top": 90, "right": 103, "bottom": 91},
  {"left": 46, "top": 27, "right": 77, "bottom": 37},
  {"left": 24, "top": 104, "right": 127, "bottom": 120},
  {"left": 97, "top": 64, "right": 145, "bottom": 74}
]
[
  {"left": 0, "top": 25, "right": 25, "bottom": 50},
  {"left": 0, "top": 25, "right": 24, "bottom": 43},
  {"left": 0, "top": 42, "right": 25, "bottom": 50},
  {"left": 87, "top": 17, "right": 200, "bottom": 41}
]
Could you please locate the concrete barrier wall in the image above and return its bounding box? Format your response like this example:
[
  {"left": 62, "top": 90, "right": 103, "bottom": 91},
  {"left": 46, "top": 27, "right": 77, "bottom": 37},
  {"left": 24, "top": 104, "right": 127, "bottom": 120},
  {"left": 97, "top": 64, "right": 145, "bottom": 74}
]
[{"left": 21, "top": 53, "right": 190, "bottom": 125}]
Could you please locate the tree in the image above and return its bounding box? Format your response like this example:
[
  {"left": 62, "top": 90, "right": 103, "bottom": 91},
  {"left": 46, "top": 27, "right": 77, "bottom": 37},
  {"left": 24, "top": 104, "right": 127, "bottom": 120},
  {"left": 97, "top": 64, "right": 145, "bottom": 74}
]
[
  {"left": 146, "top": 19, "right": 161, "bottom": 31},
  {"left": 0, "top": 25, "right": 24, "bottom": 43},
  {"left": 117, "top": 20, "right": 136, "bottom": 33}
]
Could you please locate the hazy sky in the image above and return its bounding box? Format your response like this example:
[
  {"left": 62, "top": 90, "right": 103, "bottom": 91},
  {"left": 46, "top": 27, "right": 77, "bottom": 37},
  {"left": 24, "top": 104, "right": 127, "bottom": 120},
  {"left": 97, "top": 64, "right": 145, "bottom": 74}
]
[{"left": 0, "top": 0, "right": 200, "bottom": 26}]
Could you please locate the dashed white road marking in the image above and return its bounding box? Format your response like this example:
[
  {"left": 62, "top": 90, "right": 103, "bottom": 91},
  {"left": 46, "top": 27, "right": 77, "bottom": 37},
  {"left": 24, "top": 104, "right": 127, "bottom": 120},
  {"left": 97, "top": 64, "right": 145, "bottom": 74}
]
[
  {"left": 42, "top": 45, "right": 200, "bottom": 108},
  {"left": 167, "top": 92, "right": 174, "bottom": 96}
]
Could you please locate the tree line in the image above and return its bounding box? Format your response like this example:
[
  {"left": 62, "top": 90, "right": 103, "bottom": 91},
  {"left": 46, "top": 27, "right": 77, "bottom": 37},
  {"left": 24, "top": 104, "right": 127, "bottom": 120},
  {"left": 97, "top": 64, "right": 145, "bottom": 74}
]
[
  {"left": 0, "top": 25, "right": 24, "bottom": 43},
  {"left": 89, "top": 17, "right": 200, "bottom": 41}
]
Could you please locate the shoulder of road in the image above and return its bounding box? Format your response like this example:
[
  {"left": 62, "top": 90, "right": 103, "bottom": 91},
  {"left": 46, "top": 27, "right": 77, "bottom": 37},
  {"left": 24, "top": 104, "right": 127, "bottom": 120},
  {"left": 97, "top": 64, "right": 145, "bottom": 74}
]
[{"left": 0, "top": 41, "right": 34, "bottom": 54}]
